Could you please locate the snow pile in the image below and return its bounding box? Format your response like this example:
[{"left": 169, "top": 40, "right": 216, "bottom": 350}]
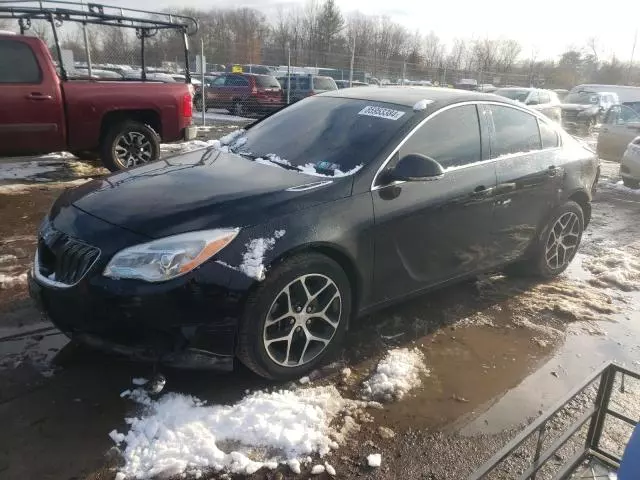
[
  {"left": 0, "top": 272, "right": 27, "bottom": 289},
  {"left": 582, "top": 246, "right": 640, "bottom": 291},
  {"left": 0, "top": 254, "right": 18, "bottom": 265},
  {"left": 603, "top": 180, "right": 640, "bottom": 196},
  {"left": 0, "top": 161, "right": 61, "bottom": 181},
  {"left": 367, "top": 453, "right": 382, "bottom": 467},
  {"left": 112, "top": 385, "right": 351, "bottom": 478},
  {"left": 239, "top": 230, "right": 285, "bottom": 281},
  {"left": 413, "top": 99, "right": 433, "bottom": 111},
  {"left": 362, "top": 348, "right": 428, "bottom": 402}
]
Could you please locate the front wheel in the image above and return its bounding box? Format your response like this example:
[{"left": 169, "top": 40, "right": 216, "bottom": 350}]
[
  {"left": 508, "top": 201, "right": 584, "bottom": 278},
  {"left": 100, "top": 121, "right": 160, "bottom": 172},
  {"left": 236, "top": 253, "right": 351, "bottom": 380}
]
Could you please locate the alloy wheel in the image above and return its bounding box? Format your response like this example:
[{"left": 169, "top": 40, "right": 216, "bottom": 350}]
[
  {"left": 114, "top": 131, "right": 153, "bottom": 169},
  {"left": 545, "top": 211, "right": 581, "bottom": 270},
  {"left": 262, "top": 273, "right": 341, "bottom": 367}
]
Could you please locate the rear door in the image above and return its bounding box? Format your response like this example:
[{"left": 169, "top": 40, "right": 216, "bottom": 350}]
[
  {"left": 489, "top": 104, "right": 564, "bottom": 263},
  {"left": 0, "top": 38, "right": 65, "bottom": 155},
  {"left": 372, "top": 103, "right": 497, "bottom": 302},
  {"left": 597, "top": 105, "right": 640, "bottom": 161},
  {"left": 206, "top": 75, "right": 227, "bottom": 107}
]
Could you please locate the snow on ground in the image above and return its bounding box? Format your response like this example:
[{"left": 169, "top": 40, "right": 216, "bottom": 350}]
[
  {"left": 113, "top": 385, "right": 355, "bottom": 478},
  {"left": 601, "top": 179, "right": 640, "bottom": 196},
  {"left": 367, "top": 453, "right": 382, "bottom": 467},
  {"left": 582, "top": 244, "right": 640, "bottom": 291},
  {"left": 238, "top": 230, "right": 286, "bottom": 281},
  {"left": 202, "top": 110, "right": 253, "bottom": 123},
  {"left": 0, "top": 272, "right": 28, "bottom": 289},
  {"left": 361, "top": 348, "right": 428, "bottom": 402},
  {"left": 0, "top": 160, "right": 64, "bottom": 182}
]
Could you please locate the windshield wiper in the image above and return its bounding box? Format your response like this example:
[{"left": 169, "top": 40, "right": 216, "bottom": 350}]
[{"left": 237, "top": 151, "right": 304, "bottom": 172}]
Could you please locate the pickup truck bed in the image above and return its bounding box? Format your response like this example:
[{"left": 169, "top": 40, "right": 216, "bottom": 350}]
[{"left": 0, "top": 34, "right": 196, "bottom": 171}]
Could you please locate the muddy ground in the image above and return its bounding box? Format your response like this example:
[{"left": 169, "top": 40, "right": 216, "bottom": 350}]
[{"left": 1, "top": 132, "right": 640, "bottom": 480}]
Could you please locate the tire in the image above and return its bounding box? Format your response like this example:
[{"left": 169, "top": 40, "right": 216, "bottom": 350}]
[
  {"left": 100, "top": 121, "right": 160, "bottom": 172},
  {"left": 508, "top": 201, "right": 585, "bottom": 278},
  {"left": 233, "top": 100, "right": 245, "bottom": 117},
  {"left": 70, "top": 150, "right": 100, "bottom": 161},
  {"left": 623, "top": 177, "right": 640, "bottom": 189},
  {"left": 194, "top": 95, "right": 207, "bottom": 112},
  {"left": 236, "top": 253, "right": 351, "bottom": 380}
]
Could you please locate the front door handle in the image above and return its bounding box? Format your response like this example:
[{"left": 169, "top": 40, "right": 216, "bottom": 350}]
[
  {"left": 471, "top": 185, "right": 495, "bottom": 198},
  {"left": 495, "top": 182, "right": 516, "bottom": 195},
  {"left": 26, "top": 92, "right": 53, "bottom": 101}
]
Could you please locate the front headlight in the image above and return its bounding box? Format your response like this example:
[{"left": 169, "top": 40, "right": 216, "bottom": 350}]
[{"left": 103, "top": 228, "right": 239, "bottom": 282}]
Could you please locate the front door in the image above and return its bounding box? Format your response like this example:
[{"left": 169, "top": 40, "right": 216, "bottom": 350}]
[
  {"left": 0, "top": 38, "right": 65, "bottom": 155},
  {"left": 372, "top": 104, "right": 497, "bottom": 303},
  {"left": 488, "top": 104, "right": 564, "bottom": 263},
  {"left": 597, "top": 105, "right": 640, "bottom": 161}
]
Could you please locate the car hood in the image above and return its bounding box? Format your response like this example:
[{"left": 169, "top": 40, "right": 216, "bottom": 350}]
[
  {"left": 561, "top": 103, "right": 598, "bottom": 112},
  {"left": 59, "top": 149, "right": 352, "bottom": 238}
]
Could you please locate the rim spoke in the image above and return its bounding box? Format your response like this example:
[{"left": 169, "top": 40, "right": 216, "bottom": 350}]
[
  {"left": 265, "top": 332, "right": 291, "bottom": 346},
  {"left": 311, "top": 312, "right": 339, "bottom": 328},
  {"left": 322, "top": 293, "right": 339, "bottom": 313}
]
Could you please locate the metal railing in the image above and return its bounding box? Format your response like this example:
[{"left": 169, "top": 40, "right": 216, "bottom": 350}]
[{"left": 470, "top": 362, "right": 639, "bottom": 480}]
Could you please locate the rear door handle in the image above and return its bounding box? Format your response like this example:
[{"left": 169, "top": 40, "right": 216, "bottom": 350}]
[
  {"left": 495, "top": 182, "right": 516, "bottom": 195},
  {"left": 26, "top": 92, "right": 53, "bottom": 101}
]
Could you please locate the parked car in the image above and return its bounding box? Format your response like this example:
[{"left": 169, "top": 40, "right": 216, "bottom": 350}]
[
  {"left": 620, "top": 136, "right": 640, "bottom": 188},
  {"left": 334, "top": 80, "right": 369, "bottom": 89},
  {"left": 0, "top": 33, "right": 195, "bottom": 171},
  {"left": 493, "top": 87, "right": 562, "bottom": 123},
  {"left": 569, "top": 84, "right": 640, "bottom": 104},
  {"left": 597, "top": 103, "right": 640, "bottom": 161},
  {"left": 277, "top": 74, "right": 338, "bottom": 103},
  {"left": 561, "top": 91, "right": 619, "bottom": 133},
  {"left": 193, "top": 73, "right": 284, "bottom": 116},
  {"left": 455, "top": 79, "right": 478, "bottom": 91},
  {"left": 553, "top": 89, "right": 569, "bottom": 101},
  {"left": 29, "top": 87, "right": 598, "bottom": 380}
]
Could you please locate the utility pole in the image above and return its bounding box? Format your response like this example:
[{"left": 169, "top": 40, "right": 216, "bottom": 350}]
[
  {"left": 81, "top": 0, "right": 92, "bottom": 77},
  {"left": 630, "top": 28, "right": 638, "bottom": 83},
  {"left": 286, "top": 42, "right": 291, "bottom": 105},
  {"left": 349, "top": 34, "right": 355, "bottom": 87},
  {"left": 201, "top": 38, "right": 205, "bottom": 127}
]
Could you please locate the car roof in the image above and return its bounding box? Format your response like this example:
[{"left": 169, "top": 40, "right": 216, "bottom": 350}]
[
  {"left": 495, "top": 86, "right": 534, "bottom": 91},
  {"left": 318, "top": 86, "right": 510, "bottom": 108}
]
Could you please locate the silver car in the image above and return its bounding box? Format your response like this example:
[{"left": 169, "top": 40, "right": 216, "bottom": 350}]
[
  {"left": 493, "top": 87, "right": 562, "bottom": 123},
  {"left": 621, "top": 136, "right": 640, "bottom": 188},
  {"left": 597, "top": 103, "right": 640, "bottom": 162}
]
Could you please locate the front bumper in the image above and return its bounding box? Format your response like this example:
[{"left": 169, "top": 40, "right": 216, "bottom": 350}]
[
  {"left": 621, "top": 143, "right": 640, "bottom": 181},
  {"left": 28, "top": 209, "right": 248, "bottom": 370}
]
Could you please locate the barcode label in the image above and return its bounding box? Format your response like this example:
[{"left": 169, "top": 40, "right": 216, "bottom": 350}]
[{"left": 358, "top": 105, "right": 406, "bottom": 120}]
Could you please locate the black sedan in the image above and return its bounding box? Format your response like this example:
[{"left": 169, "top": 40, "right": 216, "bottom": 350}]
[{"left": 29, "top": 87, "right": 599, "bottom": 380}]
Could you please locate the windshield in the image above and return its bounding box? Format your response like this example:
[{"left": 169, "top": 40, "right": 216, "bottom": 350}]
[
  {"left": 494, "top": 89, "right": 530, "bottom": 102},
  {"left": 230, "top": 97, "right": 413, "bottom": 175},
  {"left": 254, "top": 75, "right": 281, "bottom": 88},
  {"left": 564, "top": 92, "right": 599, "bottom": 105}
]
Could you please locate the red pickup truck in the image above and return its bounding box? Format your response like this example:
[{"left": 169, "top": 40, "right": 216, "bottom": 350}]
[{"left": 0, "top": 33, "right": 196, "bottom": 171}]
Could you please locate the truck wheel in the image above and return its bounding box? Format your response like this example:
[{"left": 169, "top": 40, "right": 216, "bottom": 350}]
[
  {"left": 233, "top": 100, "right": 245, "bottom": 117},
  {"left": 194, "top": 95, "right": 207, "bottom": 112},
  {"left": 101, "top": 121, "right": 160, "bottom": 172}
]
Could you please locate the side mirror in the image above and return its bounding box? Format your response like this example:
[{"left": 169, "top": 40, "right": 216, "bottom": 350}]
[{"left": 389, "top": 154, "right": 444, "bottom": 182}]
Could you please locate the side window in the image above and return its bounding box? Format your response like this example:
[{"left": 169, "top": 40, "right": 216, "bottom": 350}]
[
  {"left": 539, "top": 120, "right": 559, "bottom": 149},
  {"left": 400, "top": 105, "right": 481, "bottom": 169},
  {"left": 0, "top": 40, "right": 42, "bottom": 83},
  {"left": 212, "top": 76, "right": 226, "bottom": 86},
  {"left": 490, "top": 105, "right": 541, "bottom": 157},
  {"left": 225, "top": 75, "right": 246, "bottom": 86},
  {"left": 539, "top": 91, "right": 551, "bottom": 104}
]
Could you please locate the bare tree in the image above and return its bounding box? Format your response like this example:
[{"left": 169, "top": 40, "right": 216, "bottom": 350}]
[{"left": 496, "top": 39, "right": 522, "bottom": 72}]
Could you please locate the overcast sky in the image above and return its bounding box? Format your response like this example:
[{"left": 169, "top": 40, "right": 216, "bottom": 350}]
[{"left": 127, "top": 0, "right": 638, "bottom": 61}]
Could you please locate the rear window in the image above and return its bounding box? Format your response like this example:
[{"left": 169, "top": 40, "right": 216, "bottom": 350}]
[
  {"left": 313, "top": 77, "right": 336, "bottom": 91},
  {"left": 232, "top": 97, "right": 413, "bottom": 174},
  {"left": 0, "top": 40, "right": 41, "bottom": 83},
  {"left": 254, "top": 75, "right": 281, "bottom": 88}
]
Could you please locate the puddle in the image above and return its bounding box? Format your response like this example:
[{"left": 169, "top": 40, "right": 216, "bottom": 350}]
[{"left": 0, "top": 323, "right": 68, "bottom": 375}]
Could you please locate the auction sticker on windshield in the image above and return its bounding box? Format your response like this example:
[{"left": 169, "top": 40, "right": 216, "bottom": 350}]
[{"left": 358, "top": 105, "right": 406, "bottom": 120}]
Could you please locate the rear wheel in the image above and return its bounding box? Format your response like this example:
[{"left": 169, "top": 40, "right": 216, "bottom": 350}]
[
  {"left": 623, "top": 177, "right": 640, "bottom": 189},
  {"left": 507, "top": 201, "right": 584, "bottom": 278},
  {"left": 100, "top": 121, "right": 160, "bottom": 172},
  {"left": 233, "top": 100, "right": 246, "bottom": 117},
  {"left": 236, "top": 253, "right": 351, "bottom": 380},
  {"left": 194, "top": 94, "right": 207, "bottom": 112}
]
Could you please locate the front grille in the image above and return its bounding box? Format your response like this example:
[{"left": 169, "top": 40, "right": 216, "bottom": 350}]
[{"left": 37, "top": 225, "right": 100, "bottom": 285}]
